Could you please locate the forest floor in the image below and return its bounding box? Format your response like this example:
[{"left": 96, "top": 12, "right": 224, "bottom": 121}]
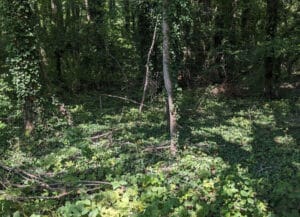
[{"left": 0, "top": 87, "right": 299, "bottom": 216}]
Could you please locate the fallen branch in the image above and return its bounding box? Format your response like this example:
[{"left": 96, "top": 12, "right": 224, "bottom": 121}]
[
  {"left": 59, "top": 180, "right": 112, "bottom": 186},
  {"left": 4, "top": 185, "right": 106, "bottom": 201},
  {"left": 90, "top": 131, "right": 113, "bottom": 143},
  {"left": 100, "top": 94, "right": 149, "bottom": 108},
  {"left": 0, "top": 163, "right": 51, "bottom": 189},
  {"left": 0, "top": 162, "right": 112, "bottom": 201},
  {"left": 89, "top": 128, "right": 122, "bottom": 142}
]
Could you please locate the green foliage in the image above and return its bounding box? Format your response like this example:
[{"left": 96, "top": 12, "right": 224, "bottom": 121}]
[
  {"left": 0, "top": 92, "right": 299, "bottom": 216},
  {"left": 0, "top": 78, "right": 12, "bottom": 117},
  {"left": 2, "top": 0, "right": 40, "bottom": 103},
  {"left": 0, "top": 0, "right": 299, "bottom": 216},
  {"left": 1, "top": 0, "right": 299, "bottom": 93},
  {"left": 0, "top": 78, "right": 13, "bottom": 147}
]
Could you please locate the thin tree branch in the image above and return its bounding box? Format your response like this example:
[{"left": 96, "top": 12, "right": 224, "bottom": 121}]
[
  {"left": 0, "top": 163, "right": 112, "bottom": 192},
  {"left": 0, "top": 163, "right": 51, "bottom": 189},
  {"left": 100, "top": 94, "right": 149, "bottom": 107},
  {"left": 139, "top": 17, "right": 159, "bottom": 113}
]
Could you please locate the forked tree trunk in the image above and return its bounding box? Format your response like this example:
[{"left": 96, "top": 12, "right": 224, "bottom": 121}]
[{"left": 162, "top": 0, "right": 177, "bottom": 156}]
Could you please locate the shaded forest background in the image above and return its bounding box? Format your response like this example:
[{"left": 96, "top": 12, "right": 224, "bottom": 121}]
[
  {"left": 1, "top": 0, "right": 299, "bottom": 97},
  {"left": 0, "top": 0, "right": 299, "bottom": 216}
]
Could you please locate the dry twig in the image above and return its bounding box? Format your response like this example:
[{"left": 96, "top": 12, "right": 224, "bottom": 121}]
[
  {"left": 100, "top": 94, "right": 149, "bottom": 107},
  {"left": 0, "top": 162, "right": 112, "bottom": 201},
  {"left": 139, "top": 17, "right": 159, "bottom": 112}
]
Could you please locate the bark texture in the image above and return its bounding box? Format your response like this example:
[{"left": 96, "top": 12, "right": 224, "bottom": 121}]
[{"left": 162, "top": 0, "right": 177, "bottom": 156}]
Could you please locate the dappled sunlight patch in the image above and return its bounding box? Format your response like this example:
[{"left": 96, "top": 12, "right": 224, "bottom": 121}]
[
  {"left": 254, "top": 114, "right": 276, "bottom": 127},
  {"left": 227, "top": 116, "right": 252, "bottom": 130},
  {"left": 193, "top": 124, "right": 253, "bottom": 147},
  {"left": 1, "top": 92, "right": 299, "bottom": 216},
  {"left": 273, "top": 134, "right": 296, "bottom": 146},
  {"left": 219, "top": 125, "right": 253, "bottom": 146},
  {"left": 69, "top": 104, "right": 86, "bottom": 114}
]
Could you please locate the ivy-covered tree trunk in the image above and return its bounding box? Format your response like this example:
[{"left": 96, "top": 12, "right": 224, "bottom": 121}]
[
  {"left": 163, "top": 0, "right": 177, "bottom": 156},
  {"left": 3, "top": 0, "right": 41, "bottom": 135},
  {"left": 264, "top": 0, "right": 279, "bottom": 97}
]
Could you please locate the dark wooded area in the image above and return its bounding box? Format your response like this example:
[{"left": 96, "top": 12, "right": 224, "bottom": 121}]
[{"left": 0, "top": 0, "right": 299, "bottom": 216}]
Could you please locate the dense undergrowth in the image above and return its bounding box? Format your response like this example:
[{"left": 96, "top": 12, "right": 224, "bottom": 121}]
[{"left": 0, "top": 87, "right": 299, "bottom": 217}]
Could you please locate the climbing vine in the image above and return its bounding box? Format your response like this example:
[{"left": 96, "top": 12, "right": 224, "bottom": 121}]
[{"left": 1, "top": 0, "right": 41, "bottom": 133}]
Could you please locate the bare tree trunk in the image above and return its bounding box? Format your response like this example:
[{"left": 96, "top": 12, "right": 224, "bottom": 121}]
[
  {"left": 162, "top": 0, "right": 177, "bottom": 156},
  {"left": 139, "top": 18, "right": 158, "bottom": 113},
  {"left": 84, "top": 0, "right": 91, "bottom": 21}
]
